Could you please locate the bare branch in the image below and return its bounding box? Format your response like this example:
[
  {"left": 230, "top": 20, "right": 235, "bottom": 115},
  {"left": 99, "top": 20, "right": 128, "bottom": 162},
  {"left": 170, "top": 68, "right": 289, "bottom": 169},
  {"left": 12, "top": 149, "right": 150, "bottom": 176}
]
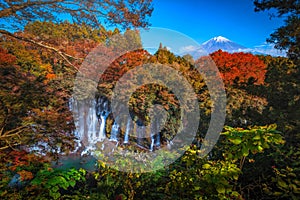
[
  {"left": 2, "top": 125, "right": 28, "bottom": 136},
  {"left": 0, "top": 145, "right": 12, "bottom": 151},
  {"left": 0, "top": 125, "right": 29, "bottom": 150}
]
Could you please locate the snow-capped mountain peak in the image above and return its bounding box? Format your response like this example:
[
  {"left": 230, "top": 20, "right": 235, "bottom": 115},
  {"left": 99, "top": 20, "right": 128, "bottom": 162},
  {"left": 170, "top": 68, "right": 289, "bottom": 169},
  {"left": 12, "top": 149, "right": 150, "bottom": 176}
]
[
  {"left": 202, "top": 36, "right": 246, "bottom": 53},
  {"left": 212, "top": 36, "right": 230, "bottom": 42},
  {"left": 202, "top": 36, "right": 230, "bottom": 45},
  {"left": 179, "top": 35, "right": 287, "bottom": 59}
]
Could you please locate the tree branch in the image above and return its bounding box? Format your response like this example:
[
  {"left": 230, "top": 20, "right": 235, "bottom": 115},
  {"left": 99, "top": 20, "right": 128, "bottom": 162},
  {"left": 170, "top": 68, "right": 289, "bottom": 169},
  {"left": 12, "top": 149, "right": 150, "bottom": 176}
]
[
  {"left": 0, "top": 29, "right": 82, "bottom": 71},
  {"left": 0, "top": 125, "right": 29, "bottom": 151},
  {"left": 1, "top": 125, "right": 23, "bottom": 137},
  {"left": 0, "top": 0, "right": 63, "bottom": 18}
]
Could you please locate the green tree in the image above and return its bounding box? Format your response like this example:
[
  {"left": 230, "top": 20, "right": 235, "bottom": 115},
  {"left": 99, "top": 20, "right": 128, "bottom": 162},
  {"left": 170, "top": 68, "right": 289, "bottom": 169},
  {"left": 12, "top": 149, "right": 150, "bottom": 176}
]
[
  {"left": 260, "top": 56, "right": 300, "bottom": 146},
  {"left": 254, "top": 0, "right": 300, "bottom": 62}
]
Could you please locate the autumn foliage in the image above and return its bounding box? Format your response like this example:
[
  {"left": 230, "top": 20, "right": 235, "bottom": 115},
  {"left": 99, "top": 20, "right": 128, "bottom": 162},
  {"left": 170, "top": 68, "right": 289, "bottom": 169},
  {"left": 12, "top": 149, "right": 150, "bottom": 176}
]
[
  {"left": 206, "top": 50, "right": 267, "bottom": 85},
  {"left": 0, "top": 48, "right": 16, "bottom": 65},
  {"left": 0, "top": 18, "right": 299, "bottom": 200}
]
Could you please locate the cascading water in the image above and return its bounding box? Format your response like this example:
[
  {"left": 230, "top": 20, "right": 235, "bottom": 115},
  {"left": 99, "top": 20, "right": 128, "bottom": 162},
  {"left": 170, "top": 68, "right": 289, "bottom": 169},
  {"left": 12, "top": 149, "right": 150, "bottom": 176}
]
[
  {"left": 123, "top": 117, "right": 132, "bottom": 144},
  {"left": 96, "top": 97, "right": 111, "bottom": 141},
  {"left": 70, "top": 96, "right": 163, "bottom": 155},
  {"left": 136, "top": 119, "right": 145, "bottom": 146},
  {"left": 109, "top": 119, "right": 120, "bottom": 142},
  {"left": 70, "top": 98, "right": 99, "bottom": 154}
]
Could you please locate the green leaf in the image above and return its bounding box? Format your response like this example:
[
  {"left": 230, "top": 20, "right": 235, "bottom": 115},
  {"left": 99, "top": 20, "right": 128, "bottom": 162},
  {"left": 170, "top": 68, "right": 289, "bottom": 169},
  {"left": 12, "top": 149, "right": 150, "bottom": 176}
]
[
  {"left": 194, "top": 186, "right": 200, "bottom": 191},
  {"left": 51, "top": 186, "right": 59, "bottom": 192},
  {"left": 216, "top": 185, "right": 225, "bottom": 194},
  {"left": 288, "top": 173, "right": 297, "bottom": 178},
  {"left": 69, "top": 180, "right": 76, "bottom": 187},
  {"left": 277, "top": 179, "right": 288, "bottom": 189},
  {"left": 273, "top": 191, "right": 283, "bottom": 196},
  {"left": 49, "top": 189, "right": 60, "bottom": 200},
  {"left": 31, "top": 178, "right": 42, "bottom": 185},
  {"left": 229, "top": 137, "right": 242, "bottom": 145},
  {"left": 48, "top": 177, "right": 60, "bottom": 186},
  {"left": 231, "top": 191, "right": 240, "bottom": 197},
  {"left": 253, "top": 135, "right": 261, "bottom": 140},
  {"left": 242, "top": 146, "right": 249, "bottom": 157},
  {"left": 257, "top": 145, "right": 263, "bottom": 152},
  {"left": 233, "top": 173, "right": 239, "bottom": 180}
]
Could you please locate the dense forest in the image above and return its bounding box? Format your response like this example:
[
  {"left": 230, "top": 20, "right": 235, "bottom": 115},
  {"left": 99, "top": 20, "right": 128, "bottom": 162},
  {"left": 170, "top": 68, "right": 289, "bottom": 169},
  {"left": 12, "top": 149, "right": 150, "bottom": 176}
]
[{"left": 0, "top": 0, "right": 299, "bottom": 199}]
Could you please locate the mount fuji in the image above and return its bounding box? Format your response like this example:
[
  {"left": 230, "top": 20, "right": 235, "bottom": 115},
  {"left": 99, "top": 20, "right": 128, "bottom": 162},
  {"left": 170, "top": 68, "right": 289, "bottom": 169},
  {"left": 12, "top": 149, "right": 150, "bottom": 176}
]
[
  {"left": 179, "top": 36, "right": 286, "bottom": 58},
  {"left": 202, "top": 36, "right": 247, "bottom": 53}
]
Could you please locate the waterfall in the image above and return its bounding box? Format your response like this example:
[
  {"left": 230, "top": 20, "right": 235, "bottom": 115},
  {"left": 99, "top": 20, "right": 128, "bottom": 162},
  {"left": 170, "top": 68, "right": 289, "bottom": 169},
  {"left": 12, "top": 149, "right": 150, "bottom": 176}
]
[
  {"left": 88, "top": 100, "right": 99, "bottom": 143},
  {"left": 70, "top": 96, "right": 163, "bottom": 155},
  {"left": 70, "top": 98, "right": 99, "bottom": 147},
  {"left": 70, "top": 96, "right": 116, "bottom": 154},
  {"left": 98, "top": 115, "right": 107, "bottom": 141},
  {"left": 135, "top": 119, "right": 145, "bottom": 146},
  {"left": 150, "top": 115, "right": 161, "bottom": 151},
  {"left": 96, "top": 96, "right": 111, "bottom": 141},
  {"left": 123, "top": 117, "right": 132, "bottom": 144},
  {"left": 109, "top": 120, "right": 120, "bottom": 142}
]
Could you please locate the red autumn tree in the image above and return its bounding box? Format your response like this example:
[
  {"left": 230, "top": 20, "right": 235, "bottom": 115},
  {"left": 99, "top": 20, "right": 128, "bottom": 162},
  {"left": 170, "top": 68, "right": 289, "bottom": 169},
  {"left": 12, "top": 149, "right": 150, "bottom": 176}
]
[{"left": 208, "top": 50, "right": 267, "bottom": 86}]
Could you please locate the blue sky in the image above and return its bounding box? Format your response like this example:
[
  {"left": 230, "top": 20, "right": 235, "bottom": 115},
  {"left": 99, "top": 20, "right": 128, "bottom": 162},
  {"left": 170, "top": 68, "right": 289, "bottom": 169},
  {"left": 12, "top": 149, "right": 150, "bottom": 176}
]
[
  {"left": 0, "top": 0, "right": 284, "bottom": 56},
  {"left": 141, "top": 0, "right": 284, "bottom": 49}
]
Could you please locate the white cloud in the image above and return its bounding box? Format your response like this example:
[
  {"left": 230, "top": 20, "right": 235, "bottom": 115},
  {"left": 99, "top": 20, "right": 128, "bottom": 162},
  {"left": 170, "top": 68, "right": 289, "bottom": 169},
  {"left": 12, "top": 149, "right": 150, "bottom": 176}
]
[
  {"left": 252, "top": 43, "right": 287, "bottom": 57},
  {"left": 178, "top": 45, "right": 208, "bottom": 59},
  {"left": 179, "top": 45, "right": 198, "bottom": 53},
  {"left": 166, "top": 46, "right": 172, "bottom": 51}
]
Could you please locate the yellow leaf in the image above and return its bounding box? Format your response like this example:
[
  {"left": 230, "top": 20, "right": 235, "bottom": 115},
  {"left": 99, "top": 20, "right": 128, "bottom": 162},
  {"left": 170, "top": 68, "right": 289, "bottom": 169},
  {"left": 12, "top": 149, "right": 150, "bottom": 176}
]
[{"left": 202, "top": 164, "right": 211, "bottom": 169}]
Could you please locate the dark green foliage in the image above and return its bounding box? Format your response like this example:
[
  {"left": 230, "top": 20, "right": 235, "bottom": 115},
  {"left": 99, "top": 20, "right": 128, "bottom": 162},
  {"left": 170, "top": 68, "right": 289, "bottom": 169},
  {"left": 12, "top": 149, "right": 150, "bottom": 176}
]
[
  {"left": 30, "top": 167, "right": 86, "bottom": 200},
  {"left": 1, "top": 126, "right": 286, "bottom": 200},
  {"left": 254, "top": 0, "right": 300, "bottom": 62},
  {"left": 260, "top": 56, "right": 300, "bottom": 146}
]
